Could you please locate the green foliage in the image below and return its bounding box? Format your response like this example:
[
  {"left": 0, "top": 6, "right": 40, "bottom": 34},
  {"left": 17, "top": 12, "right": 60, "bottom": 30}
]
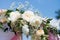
[
  {"left": 41, "top": 35, "right": 44, "bottom": 40},
  {"left": 43, "top": 27, "right": 48, "bottom": 35},
  {"left": 29, "top": 26, "right": 33, "bottom": 35},
  {"left": 16, "top": 8, "right": 19, "bottom": 11},
  {"left": 0, "top": 23, "right": 4, "bottom": 30},
  {"left": 6, "top": 10, "right": 13, "bottom": 17},
  {"left": 43, "top": 19, "right": 52, "bottom": 35},
  {"left": 51, "top": 27, "right": 58, "bottom": 34},
  {"left": 20, "top": 10, "right": 24, "bottom": 14},
  {"left": 18, "top": 18, "right": 23, "bottom": 20},
  {"left": 16, "top": 8, "right": 24, "bottom": 14},
  {"left": 46, "top": 19, "right": 52, "bottom": 23}
]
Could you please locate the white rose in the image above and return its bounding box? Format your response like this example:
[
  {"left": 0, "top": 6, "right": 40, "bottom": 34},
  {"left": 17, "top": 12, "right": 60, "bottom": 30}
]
[
  {"left": 30, "top": 16, "right": 42, "bottom": 27},
  {"left": 0, "top": 9, "right": 7, "bottom": 15},
  {"left": 0, "top": 9, "right": 7, "bottom": 13},
  {"left": 22, "top": 10, "right": 35, "bottom": 22},
  {"left": 8, "top": 11, "right": 21, "bottom": 22},
  {"left": 22, "top": 25, "right": 29, "bottom": 35},
  {"left": 36, "top": 29, "right": 44, "bottom": 36}
]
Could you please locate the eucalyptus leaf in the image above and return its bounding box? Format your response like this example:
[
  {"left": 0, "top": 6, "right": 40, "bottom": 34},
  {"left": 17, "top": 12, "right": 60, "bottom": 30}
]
[
  {"left": 16, "top": 8, "right": 19, "bottom": 11},
  {"left": 20, "top": 10, "right": 24, "bottom": 14},
  {"left": 47, "top": 19, "right": 52, "bottom": 23}
]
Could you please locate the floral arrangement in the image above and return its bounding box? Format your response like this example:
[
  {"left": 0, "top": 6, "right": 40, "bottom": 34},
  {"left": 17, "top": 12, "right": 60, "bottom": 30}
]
[{"left": 0, "top": 2, "right": 58, "bottom": 40}]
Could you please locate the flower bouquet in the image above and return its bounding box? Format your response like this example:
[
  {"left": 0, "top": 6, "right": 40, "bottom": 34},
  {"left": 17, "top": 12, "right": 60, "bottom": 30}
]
[{"left": 0, "top": 2, "right": 58, "bottom": 40}]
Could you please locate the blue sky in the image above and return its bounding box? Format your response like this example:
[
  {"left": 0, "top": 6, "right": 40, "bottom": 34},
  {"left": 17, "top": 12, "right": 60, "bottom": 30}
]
[{"left": 0, "top": 0, "right": 60, "bottom": 19}]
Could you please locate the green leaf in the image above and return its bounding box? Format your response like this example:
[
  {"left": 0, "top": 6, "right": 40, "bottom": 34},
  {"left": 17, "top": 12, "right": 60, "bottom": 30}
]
[
  {"left": 47, "top": 19, "right": 52, "bottom": 23},
  {"left": 7, "top": 21, "right": 11, "bottom": 29},
  {"left": 16, "top": 8, "right": 19, "bottom": 11},
  {"left": 0, "top": 23, "right": 4, "bottom": 30},
  {"left": 46, "top": 23, "right": 49, "bottom": 26},
  {"left": 6, "top": 10, "right": 13, "bottom": 16},
  {"left": 43, "top": 27, "right": 48, "bottom": 35},
  {"left": 20, "top": 10, "right": 24, "bottom": 14},
  {"left": 18, "top": 18, "right": 23, "bottom": 20},
  {"left": 41, "top": 35, "right": 45, "bottom": 40}
]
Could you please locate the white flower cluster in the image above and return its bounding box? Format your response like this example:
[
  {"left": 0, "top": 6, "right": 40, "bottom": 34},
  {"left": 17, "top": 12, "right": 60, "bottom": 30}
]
[
  {"left": 7, "top": 10, "right": 44, "bottom": 35},
  {"left": 0, "top": 2, "right": 58, "bottom": 39},
  {"left": 8, "top": 11, "right": 21, "bottom": 22},
  {"left": 1, "top": 9, "right": 58, "bottom": 37},
  {"left": 1, "top": 9, "right": 58, "bottom": 36}
]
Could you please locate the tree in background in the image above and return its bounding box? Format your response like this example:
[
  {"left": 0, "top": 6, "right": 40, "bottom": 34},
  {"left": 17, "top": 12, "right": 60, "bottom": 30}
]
[
  {"left": 55, "top": 10, "right": 60, "bottom": 35},
  {"left": 55, "top": 10, "right": 60, "bottom": 19}
]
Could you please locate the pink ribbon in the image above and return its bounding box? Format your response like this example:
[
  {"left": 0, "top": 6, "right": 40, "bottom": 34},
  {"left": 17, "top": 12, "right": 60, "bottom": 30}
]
[
  {"left": 11, "top": 34, "right": 22, "bottom": 40},
  {"left": 48, "top": 32, "right": 58, "bottom": 40}
]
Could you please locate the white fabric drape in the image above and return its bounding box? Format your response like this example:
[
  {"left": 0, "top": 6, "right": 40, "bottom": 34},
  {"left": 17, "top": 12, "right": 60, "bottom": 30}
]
[{"left": 0, "top": 29, "right": 14, "bottom": 40}]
